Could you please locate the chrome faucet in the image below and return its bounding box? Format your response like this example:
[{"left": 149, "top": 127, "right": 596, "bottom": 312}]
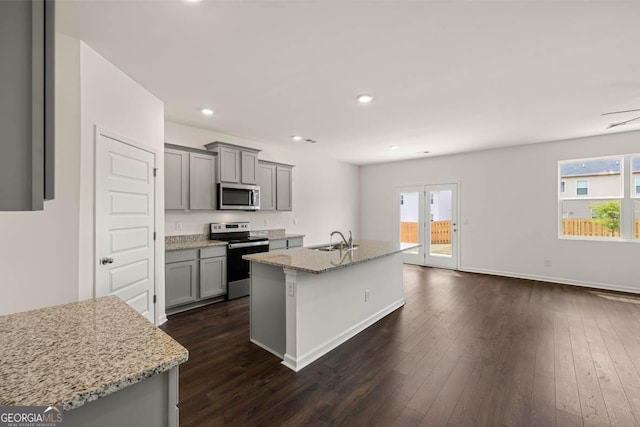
[{"left": 330, "top": 230, "right": 353, "bottom": 250}]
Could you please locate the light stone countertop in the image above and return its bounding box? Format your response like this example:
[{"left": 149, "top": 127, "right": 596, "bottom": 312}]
[
  {"left": 165, "top": 233, "right": 227, "bottom": 251},
  {"left": 243, "top": 240, "right": 420, "bottom": 274},
  {"left": 165, "top": 230, "right": 305, "bottom": 251},
  {"left": 0, "top": 296, "right": 188, "bottom": 411}
]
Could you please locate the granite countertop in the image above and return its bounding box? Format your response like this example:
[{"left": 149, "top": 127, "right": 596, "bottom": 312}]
[
  {"left": 0, "top": 296, "right": 188, "bottom": 411},
  {"left": 165, "top": 229, "right": 305, "bottom": 250},
  {"left": 165, "top": 233, "right": 227, "bottom": 251},
  {"left": 243, "top": 240, "right": 420, "bottom": 274}
]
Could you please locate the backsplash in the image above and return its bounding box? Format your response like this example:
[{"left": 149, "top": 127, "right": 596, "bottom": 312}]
[{"left": 165, "top": 210, "right": 296, "bottom": 236}]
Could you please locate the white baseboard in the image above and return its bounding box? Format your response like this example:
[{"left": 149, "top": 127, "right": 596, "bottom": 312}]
[
  {"left": 282, "top": 298, "right": 405, "bottom": 372},
  {"left": 157, "top": 314, "right": 168, "bottom": 326},
  {"left": 250, "top": 338, "right": 284, "bottom": 359},
  {"left": 459, "top": 267, "right": 639, "bottom": 295}
]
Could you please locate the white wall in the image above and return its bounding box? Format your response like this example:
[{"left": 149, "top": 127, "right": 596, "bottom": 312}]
[
  {"left": 78, "top": 43, "right": 166, "bottom": 322},
  {"left": 0, "top": 34, "right": 82, "bottom": 315},
  {"left": 164, "top": 121, "right": 360, "bottom": 246},
  {"left": 360, "top": 130, "right": 640, "bottom": 293}
]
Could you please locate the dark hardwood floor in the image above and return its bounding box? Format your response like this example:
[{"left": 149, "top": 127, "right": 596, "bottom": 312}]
[{"left": 160, "top": 265, "right": 640, "bottom": 426}]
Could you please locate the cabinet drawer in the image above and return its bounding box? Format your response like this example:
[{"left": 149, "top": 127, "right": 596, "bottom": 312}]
[
  {"left": 200, "top": 246, "right": 227, "bottom": 259},
  {"left": 166, "top": 249, "right": 198, "bottom": 263},
  {"left": 288, "top": 237, "right": 303, "bottom": 248},
  {"left": 269, "top": 239, "right": 287, "bottom": 250}
]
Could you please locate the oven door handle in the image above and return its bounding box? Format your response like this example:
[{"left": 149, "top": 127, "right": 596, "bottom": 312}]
[{"left": 228, "top": 241, "right": 270, "bottom": 249}]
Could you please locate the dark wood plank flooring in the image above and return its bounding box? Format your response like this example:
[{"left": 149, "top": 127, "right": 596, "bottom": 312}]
[{"left": 161, "top": 265, "right": 640, "bottom": 426}]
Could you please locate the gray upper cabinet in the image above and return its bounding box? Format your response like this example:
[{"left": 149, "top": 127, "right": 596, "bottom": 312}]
[
  {"left": 257, "top": 162, "right": 276, "bottom": 211},
  {"left": 189, "top": 152, "right": 216, "bottom": 210},
  {"left": 276, "top": 165, "right": 293, "bottom": 211},
  {"left": 241, "top": 151, "right": 258, "bottom": 184},
  {"left": 165, "top": 145, "right": 217, "bottom": 211},
  {"left": 165, "top": 148, "right": 189, "bottom": 210},
  {"left": 0, "top": 0, "right": 55, "bottom": 211},
  {"left": 258, "top": 161, "right": 294, "bottom": 211},
  {"left": 219, "top": 146, "right": 241, "bottom": 183},
  {"left": 204, "top": 141, "right": 261, "bottom": 184}
]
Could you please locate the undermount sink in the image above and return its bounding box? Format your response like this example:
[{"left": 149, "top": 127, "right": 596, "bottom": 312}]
[{"left": 312, "top": 243, "right": 359, "bottom": 252}]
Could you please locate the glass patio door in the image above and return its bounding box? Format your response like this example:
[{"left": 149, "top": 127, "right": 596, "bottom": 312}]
[{"left": 397, "top": 183, "right": 459, "bottom": 269}]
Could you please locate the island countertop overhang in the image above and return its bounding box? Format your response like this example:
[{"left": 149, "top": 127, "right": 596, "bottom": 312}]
[
  {"left": 243, "top": 240, "right": 420, "bottom": 274},
  {"left": 0, "top": 296, "right": 188, "bottom": 411}
]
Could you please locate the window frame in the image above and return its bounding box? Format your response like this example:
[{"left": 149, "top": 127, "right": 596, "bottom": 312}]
[
  {"left": 576, "top": 180, "right": 589, "bottom": 196},
  {"left": 558, "top": 154, "right": 636, "bottom": 242}
]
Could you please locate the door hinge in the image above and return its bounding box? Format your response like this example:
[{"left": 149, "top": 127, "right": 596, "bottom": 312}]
[
  {"left": 153, "top": 295, "right": 157, "bottom": 304},
  {"left": 153, "top": 168, "right": 158, "bottom": 177},
  {"left": 153, "top": 231, "right": 157, "bottom": 240}
]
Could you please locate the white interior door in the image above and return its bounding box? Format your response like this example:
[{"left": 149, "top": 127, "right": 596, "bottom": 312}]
[
  {"left": 397, "top": 183, "right": 459, "bottom": 269},
  {"left": 96, "top": 129, "right": 156, "bottom": 322}
]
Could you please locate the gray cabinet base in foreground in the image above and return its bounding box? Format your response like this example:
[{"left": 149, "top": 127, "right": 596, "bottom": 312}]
[{"left": 64, "top": 367, "right": 179, "bottom": 427}]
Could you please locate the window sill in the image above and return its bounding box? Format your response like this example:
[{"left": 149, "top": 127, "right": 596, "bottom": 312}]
[{"left": 558, "top": 235, "right": 639, "bottom": 243}]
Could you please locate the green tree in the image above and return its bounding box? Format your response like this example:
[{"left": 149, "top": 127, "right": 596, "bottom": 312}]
[{"left": 589, "top": 200, "right": 620, "bottom": 236}]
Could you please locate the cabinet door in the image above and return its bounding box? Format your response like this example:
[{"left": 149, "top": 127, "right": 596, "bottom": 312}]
[
  {"left": 269, "top": 239, "right": 286, "bottom": 251},
  {"left": 257, "top": 163, "right": 276, "bottom": 211},
  {"left": 200, "top": 256, "right": 227, "bottom": 299},
  {"left": 287, "top": 237, "right": 304, "bottom": 248},
  {"left": 165, "top": 149, "right": 189, "bottom": 210},
  {"left": 0, "top": 0, "right": 54, "bottom": 211},
  {"left": 241, "top": 151, "right": 258, "bottom": 184},
  {"left": 189, "top": 152, "right": 216, "bottom": 210},
  {"left": 165, "top": 260, "right": 198, "bottom": 308},
  {"left": 219, "top": 147, "right": 240, "bottom": 183},
  {"left": 276, "top": 166, "right": 293, "bottom": 211}
]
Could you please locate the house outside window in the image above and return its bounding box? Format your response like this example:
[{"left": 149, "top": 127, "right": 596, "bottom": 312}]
[
  {"left": 559, "top": 156, "right": 628, "bottom": 240},
  {"left": 576, "top": 180, "right": 588, "bottom": 196}
]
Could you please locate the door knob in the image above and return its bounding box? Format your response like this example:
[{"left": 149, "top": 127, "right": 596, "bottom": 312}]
[{"left": 100, "top": 257, "right": 114, "bottom": 265}]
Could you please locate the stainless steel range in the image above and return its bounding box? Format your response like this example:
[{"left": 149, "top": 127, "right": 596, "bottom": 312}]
[{"left": 210, "top": 222, "right": 269, "bottom": 300}]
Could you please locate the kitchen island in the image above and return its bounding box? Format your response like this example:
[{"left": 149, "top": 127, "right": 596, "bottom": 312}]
[
  {"left": 0, "top": 296, "right": 188, "bottom": 427},
  {"left": 244, "top": 240, "right": 419, "bottom": 371}
]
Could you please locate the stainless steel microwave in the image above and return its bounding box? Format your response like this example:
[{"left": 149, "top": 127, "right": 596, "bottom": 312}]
[{"left": 218, "top": 183, "right": 260, "bottom": 210}]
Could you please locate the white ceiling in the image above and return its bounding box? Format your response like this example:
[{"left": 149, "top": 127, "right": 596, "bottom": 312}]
[{"left": 57, "top": 1, "right": 640, "bottom": 165}]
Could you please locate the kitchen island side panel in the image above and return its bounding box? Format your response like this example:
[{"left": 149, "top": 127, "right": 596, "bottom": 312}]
[
  {"left": 250, "top": 262, "right": 286, "bottom": 357},
  {"left": 283, "top": 252, "right": 404, "bottom": 371}
]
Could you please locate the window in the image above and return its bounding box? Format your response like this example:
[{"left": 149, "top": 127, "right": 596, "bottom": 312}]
[
  {"left": 576, "top": 180, "right": 588, "bottom": 195},
  {"left": 559, "top": 156, "right": 628, "bottom": 240},
  {"left": 635, "top": 176, "right": 640, "bottom": 195}
]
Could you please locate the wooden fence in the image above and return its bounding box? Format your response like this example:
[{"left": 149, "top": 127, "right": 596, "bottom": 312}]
[
  {"left": 563, "top": 218, "right": 640, "bottom": 238},
  {"left": 400, "top": 221, "right": 452, "bottom": 244},
  {"left": 402, "top": 219, "right": 639, "bottom": 242}
]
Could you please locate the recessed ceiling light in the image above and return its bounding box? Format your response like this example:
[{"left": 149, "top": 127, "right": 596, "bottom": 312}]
[
  {"left": 201, "top": 108, "right": 214, "bottom": 116},
  {"left": 292, "top": 135, "right": 303, "bottom": 141},
  {"left": 389, "top": 145, "right": 399, "bottom": 150},
  {"left": 184, "top": 0, "right": 202, "bottom": 3},
  {"left": 357, "top": 94, "right": 373, "bottom": 104}
]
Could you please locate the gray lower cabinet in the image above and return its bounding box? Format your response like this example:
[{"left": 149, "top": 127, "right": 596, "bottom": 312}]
[
  {"left": 165, "top": 246, "right": 227, "bottom": 312},
  {"left": 269, "top": 237, "right": 303, "bottom": 251},
  {"left": 165, "top": 260, "right": 198, "bottom": 308},
  {"left": 200, "top": 255, "right": 226, "bottom": 298}
]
